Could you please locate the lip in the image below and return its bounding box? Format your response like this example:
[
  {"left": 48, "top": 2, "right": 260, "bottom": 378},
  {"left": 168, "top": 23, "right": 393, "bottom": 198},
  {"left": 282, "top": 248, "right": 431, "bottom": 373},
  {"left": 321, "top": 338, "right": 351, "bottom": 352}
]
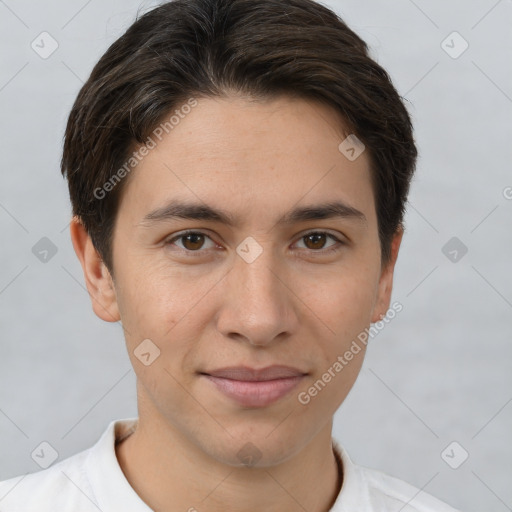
[{"left": 201, "top": 365, "right": 307, "bottom": 408}]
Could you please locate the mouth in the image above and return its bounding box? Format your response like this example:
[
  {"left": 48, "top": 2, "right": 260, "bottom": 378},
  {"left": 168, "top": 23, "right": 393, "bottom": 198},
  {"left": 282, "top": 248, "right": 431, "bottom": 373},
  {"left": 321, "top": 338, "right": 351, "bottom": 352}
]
[{"left": 200, "top": 365, "right": 308, "bottom": 408}]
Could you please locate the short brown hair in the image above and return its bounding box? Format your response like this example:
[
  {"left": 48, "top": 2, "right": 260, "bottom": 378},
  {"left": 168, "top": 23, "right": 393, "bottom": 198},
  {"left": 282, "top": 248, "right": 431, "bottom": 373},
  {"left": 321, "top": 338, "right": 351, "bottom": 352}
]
[{"left": 61, "top": 0, "right": 417, "bottom": 275}]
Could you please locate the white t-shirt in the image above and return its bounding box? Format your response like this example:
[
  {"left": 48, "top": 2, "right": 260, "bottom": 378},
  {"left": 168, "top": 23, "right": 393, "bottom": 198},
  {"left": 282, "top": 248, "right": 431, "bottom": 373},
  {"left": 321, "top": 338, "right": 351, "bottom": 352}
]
[{"left": 0, "top": 418, "right": 460, "bottom": 511}]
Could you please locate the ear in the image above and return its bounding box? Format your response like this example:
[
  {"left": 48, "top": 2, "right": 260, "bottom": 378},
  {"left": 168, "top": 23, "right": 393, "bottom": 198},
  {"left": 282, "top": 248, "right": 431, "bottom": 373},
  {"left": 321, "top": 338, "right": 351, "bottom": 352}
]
[
  {"left": 69, "top": 216, "right": 120, "bottom": 323},
  {"left": 370, "top": 227, "right": 403, "bottom": 323}
]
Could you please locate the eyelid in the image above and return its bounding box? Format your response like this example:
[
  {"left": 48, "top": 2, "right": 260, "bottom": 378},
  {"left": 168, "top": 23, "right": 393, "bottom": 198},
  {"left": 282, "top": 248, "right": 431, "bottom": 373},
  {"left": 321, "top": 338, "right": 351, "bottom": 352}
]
[
  {"left": 165, "top": 229, "right": 220, "bottom": 251},
  {"left": 165, "top": 229, "right": 346, "bottom": 254},
  {"left": 296, "top": 228, "right": 346, "bottom": 243},
  {"left": 294, "top": 230, "right": 346, "bottom": 254}
]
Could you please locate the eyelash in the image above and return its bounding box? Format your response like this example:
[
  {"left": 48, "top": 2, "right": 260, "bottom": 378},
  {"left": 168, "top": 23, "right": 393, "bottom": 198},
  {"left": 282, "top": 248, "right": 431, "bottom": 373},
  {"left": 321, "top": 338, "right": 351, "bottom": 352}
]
[{"left": 164, "top": 230, "right": 345, "bottom": 257}]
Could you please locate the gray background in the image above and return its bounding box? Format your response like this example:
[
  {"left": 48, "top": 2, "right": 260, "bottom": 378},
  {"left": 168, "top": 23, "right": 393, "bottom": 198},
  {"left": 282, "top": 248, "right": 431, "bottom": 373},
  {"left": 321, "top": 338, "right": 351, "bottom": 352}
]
[{"left": 1, "top": 1, "right": 511, "bottom": 511}]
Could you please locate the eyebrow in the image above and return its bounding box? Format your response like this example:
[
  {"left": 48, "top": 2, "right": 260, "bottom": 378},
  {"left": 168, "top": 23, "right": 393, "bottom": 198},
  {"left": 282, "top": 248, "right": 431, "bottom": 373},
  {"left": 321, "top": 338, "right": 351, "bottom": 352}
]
[{"left": 139, "top": 199, "right": 367, "bottom": 228}]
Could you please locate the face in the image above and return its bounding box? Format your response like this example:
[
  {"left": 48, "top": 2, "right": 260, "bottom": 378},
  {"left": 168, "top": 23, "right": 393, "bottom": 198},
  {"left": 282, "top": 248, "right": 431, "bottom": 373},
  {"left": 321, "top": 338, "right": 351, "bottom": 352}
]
[{"left": 75, "top": 94, "right": 401, "bottom": 467}]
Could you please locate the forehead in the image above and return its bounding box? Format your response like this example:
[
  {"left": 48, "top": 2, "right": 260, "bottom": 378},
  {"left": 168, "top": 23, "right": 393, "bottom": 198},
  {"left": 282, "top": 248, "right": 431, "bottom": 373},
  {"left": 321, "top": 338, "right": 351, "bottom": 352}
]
[{"left": 117, "top": 95, "right": 376, "bottom": 228}]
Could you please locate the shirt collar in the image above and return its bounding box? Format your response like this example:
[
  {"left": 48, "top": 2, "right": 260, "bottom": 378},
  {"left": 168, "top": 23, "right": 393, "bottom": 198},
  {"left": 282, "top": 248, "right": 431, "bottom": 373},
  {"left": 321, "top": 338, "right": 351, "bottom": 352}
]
[
  {"left": 85, "top": 418, "right": 371, "bottom": 512},
  {"left": 330, "top": 438, "right": 372, "bottom": 511},
  {"left": 84, "top": 417, "right": 150, "bottom": 511}
]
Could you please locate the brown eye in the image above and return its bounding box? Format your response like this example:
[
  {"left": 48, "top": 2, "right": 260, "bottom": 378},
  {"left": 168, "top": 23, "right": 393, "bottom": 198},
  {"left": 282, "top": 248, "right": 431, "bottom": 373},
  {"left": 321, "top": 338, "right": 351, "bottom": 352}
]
[
  {"left": 166, "top": 230, "right": 344, "bottom": 257},
  {"left": 181, "top": 233, "right": 205, "bottom": 251},
  {"left": 303, "top": 233, "right": 328, "bottom": 250},
  {"left": 166, "top": 231, "right": 216, "bottom": 253},
  {"left": 296, "top": 231, "right": 341, "bottom": 252}
]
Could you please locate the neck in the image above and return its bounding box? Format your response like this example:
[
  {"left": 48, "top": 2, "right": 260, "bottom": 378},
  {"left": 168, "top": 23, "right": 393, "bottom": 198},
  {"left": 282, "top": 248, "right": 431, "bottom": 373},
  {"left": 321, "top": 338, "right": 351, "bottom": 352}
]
[{"left": 115, "top": 414, "right": 342, "bottom": 512}]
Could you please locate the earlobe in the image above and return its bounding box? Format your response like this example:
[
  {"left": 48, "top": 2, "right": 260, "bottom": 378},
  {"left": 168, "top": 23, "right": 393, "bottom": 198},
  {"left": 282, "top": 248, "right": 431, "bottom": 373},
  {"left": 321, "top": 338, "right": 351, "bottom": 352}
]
[
  {"left": 69, "top": 216, "right": 120, "bottom": 323},
  {"left": 371, "top": 227, "right": 403, "bottom": 323}
]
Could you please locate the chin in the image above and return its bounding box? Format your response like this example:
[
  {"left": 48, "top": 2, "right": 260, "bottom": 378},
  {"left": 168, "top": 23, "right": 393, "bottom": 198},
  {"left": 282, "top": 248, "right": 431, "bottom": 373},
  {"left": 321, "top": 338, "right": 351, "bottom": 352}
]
[{"left": 198, "top": 422, "right": 310, "bottom": 469}]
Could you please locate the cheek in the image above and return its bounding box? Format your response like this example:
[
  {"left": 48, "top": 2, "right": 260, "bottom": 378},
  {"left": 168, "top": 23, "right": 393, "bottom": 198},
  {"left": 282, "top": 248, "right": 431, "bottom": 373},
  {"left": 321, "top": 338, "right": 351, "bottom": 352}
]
[
  {"left": 294, "top": 342, "right": 366, "bottom": 439},
  {"left": 114, "top": 263, "right": 215, "bottom": 398},
  {"left": 292, "top": 263, "right": 379, "bottom": 404},
  {"left": 115, "top": 258, "right": 210, "bottom": 339},
  {"left": 300, "top": 261, "right": 379, "bottom": 333}
]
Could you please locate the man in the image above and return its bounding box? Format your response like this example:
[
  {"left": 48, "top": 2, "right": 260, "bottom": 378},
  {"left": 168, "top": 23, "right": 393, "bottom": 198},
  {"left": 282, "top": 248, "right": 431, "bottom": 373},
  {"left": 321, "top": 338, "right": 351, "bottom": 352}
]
[{"left": 0, "top": 0, "right": 460, "bottom": 510}]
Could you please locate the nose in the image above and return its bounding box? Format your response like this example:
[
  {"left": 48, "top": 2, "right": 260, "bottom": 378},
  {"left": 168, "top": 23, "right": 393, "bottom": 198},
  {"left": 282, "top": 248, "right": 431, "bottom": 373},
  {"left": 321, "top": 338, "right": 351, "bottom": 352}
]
[{"left": 215, "top": 243, "right": 299, "bottom": 347}]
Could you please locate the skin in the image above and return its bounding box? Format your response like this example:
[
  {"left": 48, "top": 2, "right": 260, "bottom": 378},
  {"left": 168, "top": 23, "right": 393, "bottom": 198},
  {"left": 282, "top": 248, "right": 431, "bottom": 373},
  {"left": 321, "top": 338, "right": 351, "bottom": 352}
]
[{"left": 70, "top": 94, "right": 402, "bottom": 512}]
